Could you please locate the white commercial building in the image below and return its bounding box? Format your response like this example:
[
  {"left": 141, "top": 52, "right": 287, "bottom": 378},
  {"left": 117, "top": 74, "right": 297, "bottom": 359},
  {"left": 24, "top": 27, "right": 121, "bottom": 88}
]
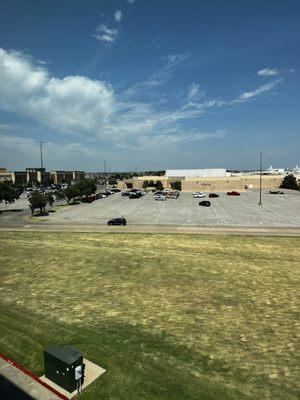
[{"left": 166, "top": 168, "right": 228, "bottom": 178}]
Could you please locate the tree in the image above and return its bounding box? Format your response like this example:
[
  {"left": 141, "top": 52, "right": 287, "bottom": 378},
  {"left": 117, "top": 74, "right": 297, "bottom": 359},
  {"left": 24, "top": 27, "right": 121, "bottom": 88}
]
[
  {"left": 170, "top": 181, "right": 182, "bottom": 191},
  {"left": 46, "top": 193, "right": 55, "bottom": 206},
  {"left": 56, "top": 186, "right": 80, "bottom": 204},
  {"left": 76, "top": 179, "right": 96, "bottom": 196},
  {"left": 280, "top": 174, "right": 299, "bottom": 190},
  {"left": 142, "top": 180, "right": 149, "bottom": 189},
  {"left": 29, "top": 192, "right": 47, "bottom": 215},
  {"left": 0, "top": 182, "right": 20, "bottom": 204},
  {"left": 155, "top": 180, "right": 164, "bottom": 191}
]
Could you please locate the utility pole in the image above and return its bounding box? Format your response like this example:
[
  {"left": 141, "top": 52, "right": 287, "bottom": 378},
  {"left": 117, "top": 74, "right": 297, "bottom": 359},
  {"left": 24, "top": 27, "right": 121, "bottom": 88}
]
[
  {"left": 104, "top": 160, "right": 107, "bottom": 190},
  {"left": 258, "top": 152, "right": 263, "bottom": 205},
  {"left": 39, "top": 141, "right": 45, "bottom": 169}
]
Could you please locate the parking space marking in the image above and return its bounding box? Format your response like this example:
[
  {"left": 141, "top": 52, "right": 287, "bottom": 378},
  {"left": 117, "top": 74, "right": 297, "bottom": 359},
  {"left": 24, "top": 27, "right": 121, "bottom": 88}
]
[
  {"left": 155, "top": 200, "right": 166, "bottom": 223},
  {"left": 261, "top": 204, "right": 296, "bottom": 225},
  {"left": 210, "top": 204, "right": 226, "bottom": 225}
]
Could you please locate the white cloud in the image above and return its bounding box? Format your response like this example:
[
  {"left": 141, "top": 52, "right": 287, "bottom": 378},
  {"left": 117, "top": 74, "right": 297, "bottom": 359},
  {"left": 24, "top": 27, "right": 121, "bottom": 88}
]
[
  {"left": 0, "top": 48, "right": 114, "bottom": 136},
  {"left": 233, "top": 79, "right": 282, "bottom": 102},
  {"left": 114, "top": 10, "right": 123, "bottom": 22},
  {"left": 257, "top": 68, "right": 279, "bottom": 77},
  {"left": 93, "top": 24, "right": 118, "bottom": 42}
]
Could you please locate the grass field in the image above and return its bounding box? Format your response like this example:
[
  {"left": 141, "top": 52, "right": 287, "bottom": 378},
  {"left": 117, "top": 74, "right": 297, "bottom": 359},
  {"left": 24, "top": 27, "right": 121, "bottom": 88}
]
[{"left": 0, "top": 232, "right": 299, "bottom": 399}]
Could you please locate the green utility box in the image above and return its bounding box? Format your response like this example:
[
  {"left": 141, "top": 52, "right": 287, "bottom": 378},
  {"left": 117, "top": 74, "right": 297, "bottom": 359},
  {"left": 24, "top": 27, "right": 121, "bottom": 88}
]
[{"left": 44, "top": 345, "right": 83, "bottom": 393}]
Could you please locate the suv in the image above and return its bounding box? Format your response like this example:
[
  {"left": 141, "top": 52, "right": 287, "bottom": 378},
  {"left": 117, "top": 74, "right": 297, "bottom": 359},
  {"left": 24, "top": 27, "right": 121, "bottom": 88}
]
[
  {"left": 107, "top": 217, "right": 127, "bottom": 226},
  {"left": 154, "top": 194, "right": 166, "bottom": 201},
  {"left": 193, "top": 192, "right": 205, "bottom": 198}
]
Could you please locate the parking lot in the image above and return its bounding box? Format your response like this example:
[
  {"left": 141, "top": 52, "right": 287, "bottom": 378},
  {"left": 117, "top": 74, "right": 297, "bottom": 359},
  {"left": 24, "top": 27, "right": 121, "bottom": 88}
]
[{"left": 40, "top": 189, "right": 300, "bottom": 227}]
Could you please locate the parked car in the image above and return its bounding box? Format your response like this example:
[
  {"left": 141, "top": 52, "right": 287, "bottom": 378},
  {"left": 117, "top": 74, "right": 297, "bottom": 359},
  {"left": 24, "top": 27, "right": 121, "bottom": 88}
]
[
  {"left": 269, "top": 190, "right": 284, "bottom": 194},
  {"left": 107, "top": 217, "right": 127, "bottom": 226},
  {"left": 193, "top": 192, "right": 205, "bottom": 198},
  {"left": 129, "top": 192, "right": 142, "bottom": 199},
  {"left": 209, "top": 193, "right": 219, "bottom": 198},
  {"left": 82, "top": 194, "right": 96, "bottom": 203},
  {"left": 199, "top": 200, "right": 211, "bottom": 207},
  {"left": 122, "top": 191, "right": 130, "bottom": 197},
  {"left": 166, "top": 192, "right": 179, "bottom": 199},
  {"left": 98, "top": 192, "right": 107, "bottom": 198},
  {"left": 111, "top": 188, "right": 121, "bottom": 193},
  {"left": 227, "top": 191, "right": 240, "bottom": 196},
  {"left": 155, "top": 194, "right": 166, "bottom": 201}
]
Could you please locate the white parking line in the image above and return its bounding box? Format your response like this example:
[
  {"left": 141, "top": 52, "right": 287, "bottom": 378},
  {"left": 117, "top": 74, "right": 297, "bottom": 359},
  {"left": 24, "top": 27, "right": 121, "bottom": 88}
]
[
  {"left": 210, "top": 204, "right": 226, "bottom": 225},
  {"left": 261, "top": 204, "right": 296, "bottom": 225},
  {"left": 155, "top": 200, "right": 166, "bottom": 223}
]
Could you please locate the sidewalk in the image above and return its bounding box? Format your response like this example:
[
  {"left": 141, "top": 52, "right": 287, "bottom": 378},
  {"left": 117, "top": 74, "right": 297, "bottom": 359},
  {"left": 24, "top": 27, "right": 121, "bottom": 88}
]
[{"left": 0, "top": 354, "right": 68, "bottom": 400}]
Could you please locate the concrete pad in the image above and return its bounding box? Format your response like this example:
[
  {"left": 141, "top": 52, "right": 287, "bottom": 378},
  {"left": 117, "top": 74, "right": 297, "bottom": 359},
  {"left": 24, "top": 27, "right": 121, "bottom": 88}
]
[{"left": 40, "top": 358, "right": 106, "bottom": 399}]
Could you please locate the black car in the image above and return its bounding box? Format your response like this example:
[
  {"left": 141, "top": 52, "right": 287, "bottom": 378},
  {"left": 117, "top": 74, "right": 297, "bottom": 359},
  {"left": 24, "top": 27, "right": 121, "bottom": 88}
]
[
  {"left": 269, "top": 190, "right": 284, "bottom": 194},
  {"left": 107, "top": 217, "right": 127, "bottom": 226},
  {"left": 199, "top": 200, "right": 211, "bottom": 207},
  {"left": 129, "top": 192, "right": 142, "bottom": 199},
  {"left": 122, "top": 191, "right": 130, "bottom": 197},
  {"left": 111, "top": 188, "right": 121, "bottom": 193},
  {"left": 209, "top": 193, "right": 219, "bottom": 198}
]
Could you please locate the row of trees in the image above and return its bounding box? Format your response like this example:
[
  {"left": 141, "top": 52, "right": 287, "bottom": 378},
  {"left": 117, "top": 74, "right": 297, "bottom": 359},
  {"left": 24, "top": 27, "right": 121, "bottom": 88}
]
[
  {"left": 142, "top": 180, "right": 164, "bottom": 190},
  {"left": 28, "top": 179, "right": 97, "bottom": 215},
  {"left": 56, "top": 179, "right": 97, "bottom": 204},
  {"left": 142, "top": 180, "right": 182, "bottom": 191}
]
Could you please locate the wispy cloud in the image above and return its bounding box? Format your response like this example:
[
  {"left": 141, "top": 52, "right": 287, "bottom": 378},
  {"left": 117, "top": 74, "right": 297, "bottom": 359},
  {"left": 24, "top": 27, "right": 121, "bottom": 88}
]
[
  {"left": 257, "top": 67, "right": 279, "bottom": 77},
  {"left": 0, "top": 123, "right": 20, "bottom": 131},
  {"left": 186, "top": 83, "right": 204, "bottom": 101},
  {"left": 114, "top": 10, "right": 123, "bottom": 22},
  {"left": 92, "top": 24, "right": 118, "bottom": 42},
  {"left": 124, "top": 52, "right": 192, "bottom": 97},
  {"left": 233, "top": 79, "right": 282, "bottom": 103}
]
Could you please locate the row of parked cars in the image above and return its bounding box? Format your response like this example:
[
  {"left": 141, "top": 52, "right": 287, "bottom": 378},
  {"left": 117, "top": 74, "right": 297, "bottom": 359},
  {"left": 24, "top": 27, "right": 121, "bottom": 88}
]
[
  {"left": 122, "top": 189, "right": 146, "bottom": 198},
  {"left": 193, "top": 191, "right": 241, "bottom": 207},
  {"left": 154, "top": 190, "right": 180, "bottom": 201},
  {"left": 82, "top": 188, "right": 121, "bottom": 203}
]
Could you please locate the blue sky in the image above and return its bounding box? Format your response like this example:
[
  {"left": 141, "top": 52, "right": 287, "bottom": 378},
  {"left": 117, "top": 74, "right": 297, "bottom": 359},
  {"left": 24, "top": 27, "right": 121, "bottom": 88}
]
[{"left": 0, "top": 0, "right": 299, "bottom": 172}]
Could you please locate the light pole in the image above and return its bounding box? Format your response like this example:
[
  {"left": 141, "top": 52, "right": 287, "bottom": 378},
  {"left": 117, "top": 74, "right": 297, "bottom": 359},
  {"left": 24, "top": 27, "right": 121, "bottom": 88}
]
[
  {"left": 39, "top": 141, "right": 45, "bottom": 169},
  {"left": 258, "top": 152, "right": 263, "bottom": 205},
  {"left": 104, "top": 159, "right": 107, "bottom": 190}
]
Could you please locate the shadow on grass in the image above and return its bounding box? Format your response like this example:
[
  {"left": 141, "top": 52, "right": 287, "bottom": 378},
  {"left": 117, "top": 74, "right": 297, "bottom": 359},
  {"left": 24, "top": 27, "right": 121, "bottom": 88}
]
[{"left": 0, "top": 307, "right": 252, "bottom": 400}]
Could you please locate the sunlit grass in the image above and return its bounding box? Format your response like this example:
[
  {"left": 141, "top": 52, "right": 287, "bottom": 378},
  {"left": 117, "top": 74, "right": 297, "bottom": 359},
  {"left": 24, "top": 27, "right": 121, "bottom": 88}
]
[{"left": 0, "top": 232, "right": 299, "bottom": 399}]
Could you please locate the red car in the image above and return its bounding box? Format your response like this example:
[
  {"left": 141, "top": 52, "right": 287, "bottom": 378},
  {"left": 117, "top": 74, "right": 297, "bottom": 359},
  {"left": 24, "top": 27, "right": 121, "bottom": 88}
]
[{"left": 227, "top": 191, "right": 240, "bottom": 196}]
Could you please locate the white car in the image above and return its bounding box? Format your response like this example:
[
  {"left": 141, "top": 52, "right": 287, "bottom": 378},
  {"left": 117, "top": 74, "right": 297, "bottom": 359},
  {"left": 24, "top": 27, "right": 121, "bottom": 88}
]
[
  {"left": 154, "top": 194, "right": 166, "bottom": 201},
  {"left": 193, "top": 192, "right": 205, "bottom": 198}
]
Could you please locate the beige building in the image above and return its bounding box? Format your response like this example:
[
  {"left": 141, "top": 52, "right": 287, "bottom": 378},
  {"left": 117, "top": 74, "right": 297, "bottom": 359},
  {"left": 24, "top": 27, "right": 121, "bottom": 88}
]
[
  {"left": 49, "top": 170, "right": 84, "bottom": 184},
  {"left": 1, "top": 168, "right": 85, "bottom": 185},
  {"left": 0, "top": 168, "right": 14, "bottom": 183},
  {"left": 118, "top": 173, "right": 288, "bottom": 192}
]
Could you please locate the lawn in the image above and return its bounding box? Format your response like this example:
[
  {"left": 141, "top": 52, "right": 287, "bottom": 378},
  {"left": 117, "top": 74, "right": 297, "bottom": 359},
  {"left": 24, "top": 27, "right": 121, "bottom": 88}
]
[{"left": 0, "top": 232, "right": 299, "bottom": 399}]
